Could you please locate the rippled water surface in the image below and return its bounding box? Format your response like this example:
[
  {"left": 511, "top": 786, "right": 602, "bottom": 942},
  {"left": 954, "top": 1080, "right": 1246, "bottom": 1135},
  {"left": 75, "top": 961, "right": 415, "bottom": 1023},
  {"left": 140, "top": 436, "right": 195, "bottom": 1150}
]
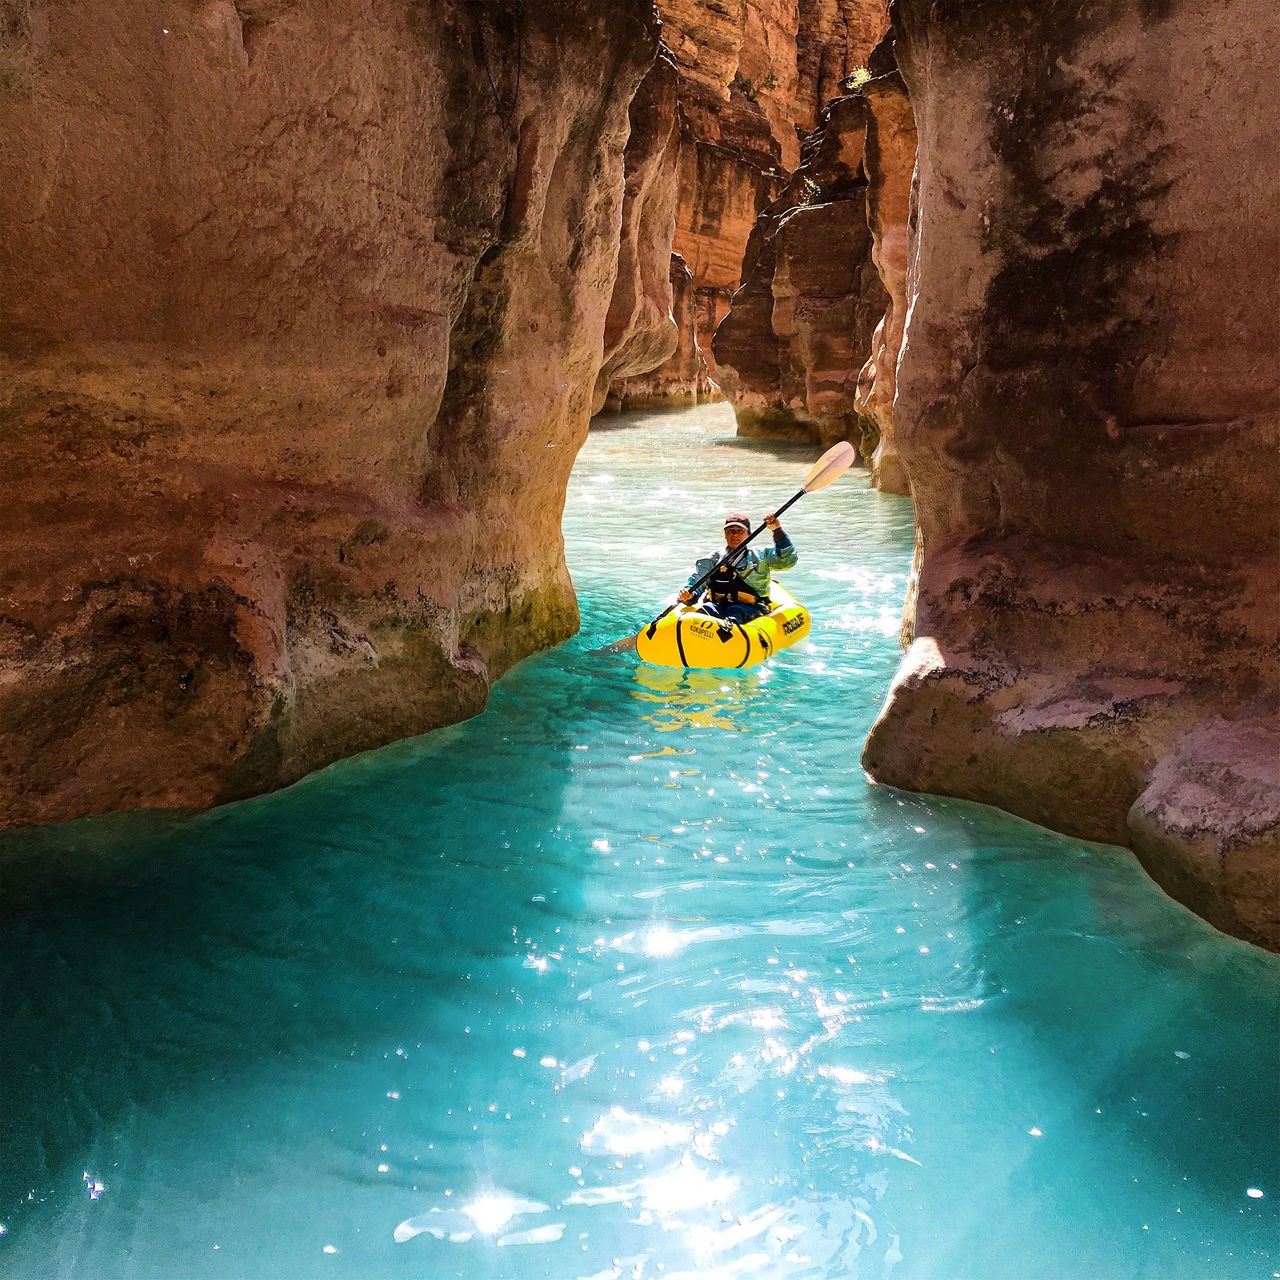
[{"left": 2, "top": 405, "right": 1277, "bottom": 1280}]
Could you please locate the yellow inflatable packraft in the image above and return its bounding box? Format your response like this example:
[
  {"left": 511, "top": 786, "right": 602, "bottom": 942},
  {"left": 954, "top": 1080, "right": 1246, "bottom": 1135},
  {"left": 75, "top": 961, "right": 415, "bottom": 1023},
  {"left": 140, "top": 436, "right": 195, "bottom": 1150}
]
[{"left": 635, "top": 582, "right": 810, "bottom": 669}]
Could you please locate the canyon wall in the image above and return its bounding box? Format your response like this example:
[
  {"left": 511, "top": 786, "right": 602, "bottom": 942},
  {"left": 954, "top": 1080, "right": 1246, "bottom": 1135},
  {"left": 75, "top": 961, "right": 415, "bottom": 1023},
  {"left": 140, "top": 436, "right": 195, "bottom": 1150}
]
[
  {"left": 0, "top": 0, "right": 658, "bottom": 827},
  {"left": 605, "top": 0, "right": 890, "bottom": 411},
  {"left": 851, "top": 37, "right": 915, "bottom": 494},
  {"left": 712, "top": 90, "right": 889, "bottom": 448},
  {"left": 594, "top": 51, "right": 684, "bottom": 411},
  {"left": 707, "top": 26, "right": 918, "bottom": 466},
  {"left": 862, "top": 0, "right": 1280, "bottom": 949}
]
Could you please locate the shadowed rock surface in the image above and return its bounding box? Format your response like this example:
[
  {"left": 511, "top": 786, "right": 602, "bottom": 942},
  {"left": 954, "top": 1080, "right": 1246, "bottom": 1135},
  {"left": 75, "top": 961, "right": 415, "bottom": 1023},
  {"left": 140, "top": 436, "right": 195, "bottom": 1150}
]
[
  {"left": 852, "top": 33, "right": 915, "bottom": 494},
  {"left": 0, "top": 0, "right": 659, "bottom": 826},
  {"left": 594, "top": 50, "right": 684, "bottom": 413},
  {"left": 861, "top": 0, "right": 1280, "bottom": 949},
  {"left": 712, "top": 91, "right": 889, "bottom": 448},
  {"left": 604, "top": 253, "right": 708, "bottom": 409}
]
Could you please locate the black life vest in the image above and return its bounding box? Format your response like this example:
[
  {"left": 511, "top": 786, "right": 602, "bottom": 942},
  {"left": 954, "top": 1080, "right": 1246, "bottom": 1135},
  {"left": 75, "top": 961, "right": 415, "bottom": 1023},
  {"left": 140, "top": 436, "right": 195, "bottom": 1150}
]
[{"left": 708, "top": 558, "right": 768, "bottom": 607}]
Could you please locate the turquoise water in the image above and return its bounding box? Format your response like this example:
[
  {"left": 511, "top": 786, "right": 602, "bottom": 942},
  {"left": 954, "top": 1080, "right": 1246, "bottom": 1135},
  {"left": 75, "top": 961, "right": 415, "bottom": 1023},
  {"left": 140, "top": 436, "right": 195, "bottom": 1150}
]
[{"left": 1, "top": 404, "right": 1276, "bottom": 1280}]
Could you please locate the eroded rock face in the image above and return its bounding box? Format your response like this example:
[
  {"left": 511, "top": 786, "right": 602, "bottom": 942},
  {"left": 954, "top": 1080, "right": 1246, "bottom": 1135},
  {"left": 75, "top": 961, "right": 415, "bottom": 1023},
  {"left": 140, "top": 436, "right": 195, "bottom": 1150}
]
[
  {"left": 666, "top": 48, "right": 785, "bottom": 399},
  {"left": 662, "top": 0, "right": 888, "bottom": 172},
  {"left": 796, "top": 0, "right": 888, "bottom": 132},
  {"left": 862, "top": 0, "right": 1280, "bottom": 948},
  {"left": 712, "top": 94, "right": 889, "bottom": 447},
  {"left": 1128, "top": 719, "right": 1280, "bottom": 950},
  {"left": 0, "top": 0, "right": 659, "bottom": 827},
  {"left": 606, "top": 254, "right": 713, "bottom": 409},
  {"left": 603, "top": 0, "right": 890, "bottom": 410},
  {"left": 594, "top": 51, "right": 683, "bottom": 414},
  {"left": 853, "top": 37, "right": 915, "bottom": 495}
]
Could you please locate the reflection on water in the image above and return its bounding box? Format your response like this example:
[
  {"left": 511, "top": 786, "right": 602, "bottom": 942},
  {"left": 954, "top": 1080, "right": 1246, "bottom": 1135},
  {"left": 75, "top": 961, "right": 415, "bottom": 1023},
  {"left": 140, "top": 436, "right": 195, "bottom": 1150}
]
[
  {"left": 631, "top": 664, "right": 770, "bottom": 734},
  {"left": 0, "top": 405, "right": 1276, "bottom": 1280}
]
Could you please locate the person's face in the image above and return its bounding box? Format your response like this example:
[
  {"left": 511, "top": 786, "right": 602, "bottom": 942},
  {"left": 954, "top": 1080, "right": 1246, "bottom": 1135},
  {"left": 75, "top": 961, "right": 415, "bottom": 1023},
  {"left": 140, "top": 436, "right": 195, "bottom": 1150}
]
[{"left": 724, "top": 523, "right": 749, "bottom": 549}]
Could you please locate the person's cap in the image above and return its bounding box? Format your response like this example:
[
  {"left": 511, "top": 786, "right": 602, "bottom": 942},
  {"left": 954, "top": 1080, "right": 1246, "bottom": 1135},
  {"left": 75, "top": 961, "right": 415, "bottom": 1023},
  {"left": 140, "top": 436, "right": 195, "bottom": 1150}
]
[{"left": 723, "top": 513, "right": 750, "bottom": 531}]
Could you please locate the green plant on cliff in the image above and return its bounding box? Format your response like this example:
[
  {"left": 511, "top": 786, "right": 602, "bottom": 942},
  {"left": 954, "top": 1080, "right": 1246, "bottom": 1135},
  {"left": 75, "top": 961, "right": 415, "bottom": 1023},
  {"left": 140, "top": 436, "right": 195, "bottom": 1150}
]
[
  {"left": 840, "top": 66, "right": 872, "bottom": 93},
  {"left": 732, "top": 69, "right": 778, "bottom": 104}
]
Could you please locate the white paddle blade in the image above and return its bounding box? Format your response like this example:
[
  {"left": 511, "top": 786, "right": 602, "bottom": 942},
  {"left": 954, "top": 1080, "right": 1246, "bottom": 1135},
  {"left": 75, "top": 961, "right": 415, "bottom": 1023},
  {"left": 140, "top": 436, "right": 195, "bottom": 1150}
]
[{"left": 802, "top": 440, "right": 857, "bottom": 492}]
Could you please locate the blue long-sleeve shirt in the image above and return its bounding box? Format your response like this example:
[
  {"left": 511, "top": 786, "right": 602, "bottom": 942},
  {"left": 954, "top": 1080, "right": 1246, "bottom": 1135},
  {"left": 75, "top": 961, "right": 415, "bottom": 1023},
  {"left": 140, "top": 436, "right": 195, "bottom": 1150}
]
[{"left": 688, "top": 531, "right": 798, "bottom": 598}]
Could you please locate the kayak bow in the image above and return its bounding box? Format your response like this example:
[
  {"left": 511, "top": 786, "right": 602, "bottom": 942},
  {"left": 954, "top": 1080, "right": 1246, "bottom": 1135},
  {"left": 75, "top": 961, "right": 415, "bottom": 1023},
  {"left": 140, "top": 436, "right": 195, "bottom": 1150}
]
[{"left": 634, "top": 583, "right": 810, "bottom": 669}]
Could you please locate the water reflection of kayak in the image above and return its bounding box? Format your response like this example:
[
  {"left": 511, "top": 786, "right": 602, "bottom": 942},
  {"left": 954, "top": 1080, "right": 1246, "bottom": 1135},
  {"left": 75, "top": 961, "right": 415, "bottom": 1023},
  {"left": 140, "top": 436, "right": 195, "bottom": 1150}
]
[{"left": 635, "top": 582, "right": 810, "bottom": 669}]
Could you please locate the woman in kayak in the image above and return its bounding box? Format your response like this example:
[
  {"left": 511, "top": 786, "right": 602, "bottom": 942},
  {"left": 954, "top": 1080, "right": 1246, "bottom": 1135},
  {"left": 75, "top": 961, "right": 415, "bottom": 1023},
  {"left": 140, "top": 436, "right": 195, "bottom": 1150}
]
[{"left": 678, "top": 511, "right": 798, "bottom": 626}]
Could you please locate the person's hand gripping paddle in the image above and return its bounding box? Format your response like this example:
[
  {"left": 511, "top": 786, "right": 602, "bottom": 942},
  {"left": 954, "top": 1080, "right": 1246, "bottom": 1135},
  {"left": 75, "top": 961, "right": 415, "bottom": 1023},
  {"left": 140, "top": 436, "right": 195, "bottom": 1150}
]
[{"left": 600, "top": 440, "right": 856, "bottom": 654}]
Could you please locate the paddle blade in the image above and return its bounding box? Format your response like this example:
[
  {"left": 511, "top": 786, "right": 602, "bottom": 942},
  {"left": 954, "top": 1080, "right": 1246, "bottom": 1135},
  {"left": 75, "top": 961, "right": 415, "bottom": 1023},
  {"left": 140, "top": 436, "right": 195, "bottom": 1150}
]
[{"left": 801, "top": 440, "right": 856, "bottom": 493}]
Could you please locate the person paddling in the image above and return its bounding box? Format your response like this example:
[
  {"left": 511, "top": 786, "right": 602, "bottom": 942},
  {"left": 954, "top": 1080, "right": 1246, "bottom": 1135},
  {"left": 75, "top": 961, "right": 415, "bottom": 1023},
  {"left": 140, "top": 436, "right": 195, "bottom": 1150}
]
[{"left": 678, "top": 511, "right": 798, "bottom": 626}]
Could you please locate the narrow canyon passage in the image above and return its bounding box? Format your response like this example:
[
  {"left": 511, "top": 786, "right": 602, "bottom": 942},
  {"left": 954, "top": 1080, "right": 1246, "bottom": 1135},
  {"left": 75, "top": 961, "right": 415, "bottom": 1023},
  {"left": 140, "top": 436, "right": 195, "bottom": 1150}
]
[{"left": 1, "top": 408, "right": 1275, "bottom": 1280}]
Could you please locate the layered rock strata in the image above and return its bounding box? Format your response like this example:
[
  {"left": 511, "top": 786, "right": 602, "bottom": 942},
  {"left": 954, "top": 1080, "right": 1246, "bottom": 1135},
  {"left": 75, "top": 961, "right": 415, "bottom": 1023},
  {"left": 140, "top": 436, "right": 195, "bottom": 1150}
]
[
  {"left": 603, "top": 0, "right": 890, "bottom": 410},
  {"left": 712, "top": 92, "right": 889, "bottom": 447},
  {"left": 0, "top": 0, "right": 659, "bottom": 827},
  {"left": 862, "top": 0, "right": 1280, "bottom": 949}
]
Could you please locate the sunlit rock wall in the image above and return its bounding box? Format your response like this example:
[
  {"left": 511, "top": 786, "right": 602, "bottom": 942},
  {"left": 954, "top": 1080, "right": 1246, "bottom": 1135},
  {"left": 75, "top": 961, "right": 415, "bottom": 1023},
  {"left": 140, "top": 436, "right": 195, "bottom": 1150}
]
[
  {"left": 712, "top": 92, "right": 889, "bottom": 448},
  {"left": 0, "top": 0, "right": 658, "bottom": 827},
  {"left": 603, "top": 0, "right": 890, "bottom": 410},
  {"left": 862, "top": 0, "right": 1280, "bottom": 949}
]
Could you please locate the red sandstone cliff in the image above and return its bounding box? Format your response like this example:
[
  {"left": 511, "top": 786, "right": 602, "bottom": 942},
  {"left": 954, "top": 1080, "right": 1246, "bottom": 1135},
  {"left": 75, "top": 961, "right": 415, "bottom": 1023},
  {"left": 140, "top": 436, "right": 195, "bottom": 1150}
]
[
  {"left": 701, "top": 24, "right": 917, "bottom": 463},
  {"left": 606, "top": 0, "right": 890, "bottom": 411},
  {"left": 0, "top": 0, "right": 658, "bottom": 826},
  {"left": 711, "top": 91, "right": 889, "bottom": 448},
  {"left": 862, "top": 0, "right": 1280, "bottom": 949}
]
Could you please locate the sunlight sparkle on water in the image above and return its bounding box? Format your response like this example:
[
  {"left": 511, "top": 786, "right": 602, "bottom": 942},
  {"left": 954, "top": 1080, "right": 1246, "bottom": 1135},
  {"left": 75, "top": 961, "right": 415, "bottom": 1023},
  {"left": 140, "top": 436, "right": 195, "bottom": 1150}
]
[
  {"left": 639, "top": 1153, "right": 739, "bottom": 1217},
  {"left": 819, "top": 1065, "right": 878, "bottom": 1087},
  {"left": 582, "top": 1107, "right": 692, "bottom": 1157},
  {"left": 644, "top": 923, "right": 686, "bottom": 957},
  {"left": 3, "top": 407, "right": 1277, "bottom": 1280},
  {"left": 464, "top": 1194, "right": 523, "bottom": 1235}
]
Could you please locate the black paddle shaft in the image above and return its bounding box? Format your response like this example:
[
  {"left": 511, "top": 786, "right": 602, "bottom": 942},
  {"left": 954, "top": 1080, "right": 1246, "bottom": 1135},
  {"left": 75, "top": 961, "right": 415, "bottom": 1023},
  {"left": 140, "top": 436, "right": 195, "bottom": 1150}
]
[{"left": 644, "top": 488, "right": 805, "bottom": 639}]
